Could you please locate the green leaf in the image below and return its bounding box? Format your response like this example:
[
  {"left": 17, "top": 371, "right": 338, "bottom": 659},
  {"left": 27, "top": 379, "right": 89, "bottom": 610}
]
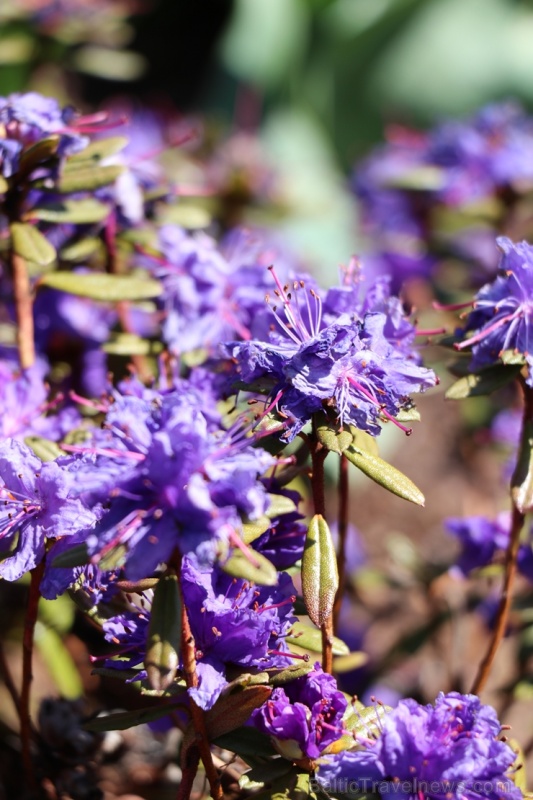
[
  {"left": 10, "top": 222, "right": 56, "bottom": 266},
  {"left": 59, "top": 237, "right": 102, "bottom": 262},
  {"left": 19, "top": 136, "right": 60, "bottom": 172},
  {"left": 26, "top": 198, "right": 111, "bottom": 224},
  {"left": 384, "top": 165, "right": 445, "bottom": 191},
  {"left": 56, "top": 164, "right": 124, "bottom": 193},
  {"left": 204, "top": 684, "right": 272, "bottom": 740},
  {"left": 508, "top": 738, "right": 527, "bottom": 794},
  {"left": 332, "top": 651, "right": 369, "bottom": 672},
  {"left": 315, "top": 420, "right": 353, "bottom": 455},
  {"left": 103, "top": 333, "right": 163, "bottom": 356},
  {"left": 212, "top": 727, "right": 277, "bottom": 759},
  {"left": 35, "top": 622, "right": 82, "bottom": 699},
  {"left": 38, "top": 271, "right": 162, "bottom": 301},
  {"left": 350, "top": 428, "right": 379, "bottom": 457},
  {"left": 512, "top": 417, "right": 533, "bottom": 514},
  {"left": 158, "top": 203, "right": 212, "bottom": 229},
  {"left": 266, "top": 662, "right": 314, "bottom": 685},
  {"left": 344, "top": 446, "right": 424, "bottom": 506},
  {"left": 500, "top": 349, "right": 527, "bottom": 366},
  {"left": 222, "top": 548, "right": 278, "bottom": 586},
  {"left": 84, "top": 703, "right": 182, "bottom": 732},
  {"left": 301, "top": 514, "right": 338, "bottom": 628},
  {"left": 52, "top": 543, "right": 89, "bottom": 568},
  {"left": 286, "top": 621, "right": 349, "bottom": 656},
  {"left": 242, "top": 516, "right": 271, "bottom": 544},
  {"left": 445, "top": 365, "right": 521, "bottom": 399},
  {"left": 39, "top": 595, "right": 75, "bottom": 635},
  {"left": 99, "top": 544, "right": 127, "bottom": 571},
  {"left": 266, "top": 494, "right": 298, "bottom": 518},
  {"left": 67, "top": 136, "right": 129, "bottom": 165},
  {"left": 24, "top": 436, "right": 62, "bottom": 462},
  {"left": 0, "top": 175, "right": 8, "bottom": 194},
  {"left": 396, "top": 406, "right": 421, "bottom": 423},
  {"left": 145, "top": 574, "right": 181, "bottom": 692}
]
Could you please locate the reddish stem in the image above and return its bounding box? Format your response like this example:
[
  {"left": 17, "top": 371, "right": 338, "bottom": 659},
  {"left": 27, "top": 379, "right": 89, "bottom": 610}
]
[
  {"left": 333, "top": 454, "right": 349, "bottom": 629},
  {"left": 310, "top": 421, "right": 334, "bottom": 674},
  {"left": 12, "top": 252, "right": 35, "bottom": 370},
  {"left": 178, "top": 584, "right": 222, "bottom": 800},
  {"left": 470, "top": 378, "right": 532, "bottom": 694},
  {"left": 20, "top": 562, "right": 44, "bottom": 791}
]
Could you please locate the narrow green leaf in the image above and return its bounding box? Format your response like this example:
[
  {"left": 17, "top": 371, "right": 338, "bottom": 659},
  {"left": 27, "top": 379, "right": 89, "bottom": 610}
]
[
  {"left": 66, "top": 136, "right": 129, "bottom": 165},
  {"left": 19, "top": 136, "right": 60, "bottom": 172},
  {"left": 332, "top": 651, "right": 369, "bottom": 672},
  {"left": 52, "top": 543, "right": 89, "bottom": 568},
  {"left": 222, "top": 548, "right": 278, "bottom": 586},
  {"left": 26, "top": 198, "right": 111, "bottom": 224},
  {"left": 99, "top": 544, "right": 127, "bottom": 571},
  {"left": 500, "top": 349, "right": 527, "bottom": 366},
  {"left": 266, "top": 493, "right": 298, "bottom": 518},
  {"left": 512, "top": 418, "right": 533, "bottom": 514},
  {"left": 445, "top": 365, "right": 521, "bottom": 400},
  {"left": 396, "top": 406, "right": 421, "bottom": 423},
  {"left": 84, "top": 703, "right": 181, "bottom": 732},
  {"left": 60, "top": 237, "right": 101, "bottom": 262},
  {"left": 103, "top": 333, "right": 163, "bottom": 356},
  {"left": 57, "top": 164, "right": 124, "bottom": 193},
  {"left": 11, "top": 222, "right": 56, "bottom": 266},
  {"left": 0, "top": 175, "right": 8, "bottom": 194},
  {"left": 350, "top": 428, "right": 379, "bottom": 456},
  {"left": 315, "top": 420, "right": 353, "bottom": 454},
  {"left": 344, "top": 446, "right": 425, "bottom": 506},
  {"left": 212, "top": 727, "right": 277, "bottom": 759},
  {"left": 508, "top": 739, "right": 527, "bottom": 794},
  {"left": 204, "top": 685, "right": 272, "bottom": 740},
  {"left": 159, "top": 203, "right": 212, "bottom": 229},
  {"left": 266, "top": 662, "right": 314, "bottom": 685},
  {"left": 24, "top": 436, "right": 62, "bottom": 462},
  {"left": 301, "top": 514, "right": 338, "bottom": 628},
  {"left": 145, "top": 574, "right": 181, "bottom": 692},
  {"left": 38, "top": 271, "right": 162, "bottom": 301},
  {"left": 286, "top": 621, "right": 349, "bottom": 656},
  {"left": 35, "top": 622, "right": 82, "bottom": 699},
  {"left": 241, "top": 516, "right": 271, "bottom": 544}
]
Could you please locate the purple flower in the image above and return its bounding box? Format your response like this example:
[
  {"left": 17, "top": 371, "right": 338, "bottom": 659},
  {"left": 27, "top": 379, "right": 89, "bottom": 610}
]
[
  {"left": 456, "top": 237, "right": 533, "bottom": 384},
  {"left": 0, "top": 355, "right": 79, "bottom": 440},
  {"left": 227, "top": 269, "right": 436, "bottom": 440},
  {"left": 181, "top": 556, "right": 296, "bottom": 710},
  {"left": 317, "top": 692, "right": 521, "bottom": 800},
  {"left": 445, "top": 514, "right": 509, "bottom": 577},
  {"left": 353, "top": 102, "right": 533, "bottom": 289},
  {"left": 0, "top": 92, "right": 89, "bottom": 176},
  {"left": 0, "top": 439, "right": 97, "bottom": 581},
  {"left": 251, "top": 663, "right": 347, "bottom": 760},
  {"left": 56, "top": 382, "right": 277, "bottom": 578}
]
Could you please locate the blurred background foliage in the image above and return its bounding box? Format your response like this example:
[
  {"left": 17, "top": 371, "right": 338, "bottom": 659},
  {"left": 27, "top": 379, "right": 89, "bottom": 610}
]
[{"left": 4, "top": 0, "right": 533, "bottom": 275}]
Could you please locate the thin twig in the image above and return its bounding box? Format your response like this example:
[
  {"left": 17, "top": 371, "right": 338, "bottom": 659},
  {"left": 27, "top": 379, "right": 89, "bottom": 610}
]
[
  {"left": 179, "top": 589, "right": 222, "bottom": 800},
  {"left": 470, "top": 377, "right": 532, "bottom": 694},
  {"left": 12, "top": 252, "right": 35, "bottom": 369},
  {"left": 470, "top": 505, "right": 524, "bottom": 694},
  {"left": 309, "top": 422, "right": 334, "bottom": 674},
  {"left": 20, "top": 562, "right": 44, "bottom": 791},
  {"left": 333, "top": 454, "right": 349, "bottom": 629}
]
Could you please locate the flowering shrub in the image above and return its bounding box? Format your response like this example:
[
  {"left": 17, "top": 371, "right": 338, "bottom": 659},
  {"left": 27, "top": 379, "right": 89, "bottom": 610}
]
[{"left": 0, "top": 90, "right": 530, "bottom": 800}]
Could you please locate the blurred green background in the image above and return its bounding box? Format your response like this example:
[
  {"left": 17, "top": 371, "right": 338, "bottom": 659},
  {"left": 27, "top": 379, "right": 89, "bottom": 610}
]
[{"left": 3, "top": 0, "right": 533, "bottom": 271}]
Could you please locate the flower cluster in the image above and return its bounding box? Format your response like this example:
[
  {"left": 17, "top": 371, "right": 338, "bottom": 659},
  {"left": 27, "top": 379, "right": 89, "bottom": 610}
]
[
  {"left": 317, "top": 693, "right": 521, "bottom": 800},
  {"left": 226, "top": 266, "right": 436, "bottom": 439},
  {"left": 354, "top": 102, "right": 533, "bottom": 289}
]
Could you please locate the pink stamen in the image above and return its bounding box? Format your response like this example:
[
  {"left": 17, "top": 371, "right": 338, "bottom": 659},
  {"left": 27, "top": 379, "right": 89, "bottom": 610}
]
[
  {"left": 228, "top": 528, "right": 261, "bottom": 569},
  {"left": 61, "top": 444, "right": 146, "bottom": 462},
  {"left": 454, "top": 309, "right": 522, "bottom": 351},
  {"left": 69, "top": 391, "right": 109, "bottom": 413},
  {"left": 432, "top": 300, "right": 474, "bottom": 312}
]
